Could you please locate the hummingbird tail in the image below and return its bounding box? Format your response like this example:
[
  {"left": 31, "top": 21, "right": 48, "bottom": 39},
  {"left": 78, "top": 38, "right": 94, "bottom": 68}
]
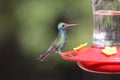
[
  {"left": 38, "top": 44, "right": 58, "bottom": 61},
  {"left": 38, "top": 47, "right": 57, "bottom": 61},
  {"left": 38, "top": 51, "right": 51, "bottom": 61}
]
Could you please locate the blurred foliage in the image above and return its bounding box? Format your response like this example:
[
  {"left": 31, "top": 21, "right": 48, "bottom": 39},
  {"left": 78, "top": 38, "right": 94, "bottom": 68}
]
[
  {"left": 14, "top": 0, "right": 93, "bottom": 55},
  {"left": 1, "top": 0, "right": 117, "bottom": 80},
  {"left": 0, "top": 0, "right": 93, "bottom": 54}
]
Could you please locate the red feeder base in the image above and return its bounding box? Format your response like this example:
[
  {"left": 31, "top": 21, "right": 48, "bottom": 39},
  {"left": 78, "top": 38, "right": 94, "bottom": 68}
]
[{"left": 60, "top": 46, "right": 120, "bottom": 74}]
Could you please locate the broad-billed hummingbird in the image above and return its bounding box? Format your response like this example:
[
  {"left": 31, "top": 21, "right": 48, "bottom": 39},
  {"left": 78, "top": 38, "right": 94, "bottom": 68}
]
[{"left": 38, "top": 22, "right": 79, "bottom": 61}]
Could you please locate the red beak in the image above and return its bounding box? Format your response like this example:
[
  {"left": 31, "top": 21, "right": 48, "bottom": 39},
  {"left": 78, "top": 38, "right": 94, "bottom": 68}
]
[{"left": 65, "top": 23, "right": 79, "bottom": 28}]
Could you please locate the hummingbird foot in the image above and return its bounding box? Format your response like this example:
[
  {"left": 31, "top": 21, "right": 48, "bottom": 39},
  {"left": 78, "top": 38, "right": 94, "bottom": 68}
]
[{"left": 56, "top": 50, "right": 63, "bottom": 54}]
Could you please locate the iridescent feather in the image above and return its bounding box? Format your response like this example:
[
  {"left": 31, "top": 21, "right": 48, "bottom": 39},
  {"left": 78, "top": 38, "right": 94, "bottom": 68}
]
[{"left": 38, "top": 22, "right": 79, "bottom": 61}]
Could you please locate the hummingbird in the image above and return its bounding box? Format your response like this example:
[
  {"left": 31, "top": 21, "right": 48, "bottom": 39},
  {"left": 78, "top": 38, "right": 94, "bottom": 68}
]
[{"left": 38, "top": 22, "right": 79, "bottom": 61}]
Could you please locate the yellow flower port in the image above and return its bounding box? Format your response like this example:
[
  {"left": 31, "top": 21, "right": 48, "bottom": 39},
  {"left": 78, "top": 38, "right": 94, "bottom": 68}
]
[{"left": 101, "top": 46, "right": 117, "bottom": 56}]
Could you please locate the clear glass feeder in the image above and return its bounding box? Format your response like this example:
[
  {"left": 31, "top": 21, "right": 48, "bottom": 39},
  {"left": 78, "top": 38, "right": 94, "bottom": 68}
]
[
  {"left": 92, "top": 0, "right": 120, "bottom": 47},
  {"left": 60, "top": 0, "right": 120, "bottom": 74}
]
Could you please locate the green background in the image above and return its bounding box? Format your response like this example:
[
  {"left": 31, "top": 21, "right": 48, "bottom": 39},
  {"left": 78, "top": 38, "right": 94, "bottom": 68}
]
[{"left": 0, "top": 0, "right": 119, "bottom": 80}]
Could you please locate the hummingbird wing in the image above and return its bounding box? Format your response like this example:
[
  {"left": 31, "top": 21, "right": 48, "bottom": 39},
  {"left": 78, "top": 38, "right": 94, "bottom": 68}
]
[{"left": 38, "top": 33, "right": 61, "bottom": 61}]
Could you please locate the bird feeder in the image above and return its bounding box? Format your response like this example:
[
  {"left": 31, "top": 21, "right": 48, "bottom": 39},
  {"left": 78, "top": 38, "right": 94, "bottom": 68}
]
[{"left": 60, "top": 0, "right": 120, "bottom": 74}]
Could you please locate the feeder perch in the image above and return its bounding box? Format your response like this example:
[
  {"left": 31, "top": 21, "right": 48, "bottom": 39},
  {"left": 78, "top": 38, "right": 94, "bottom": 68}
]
[{"left": 60, "top": 0, "right": 120, "bottom": 74}]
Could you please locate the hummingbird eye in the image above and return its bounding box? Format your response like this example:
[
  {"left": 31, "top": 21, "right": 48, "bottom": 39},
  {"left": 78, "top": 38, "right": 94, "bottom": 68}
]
[{"left": 62, "top": 24, "right": 65, "bottom": 27}]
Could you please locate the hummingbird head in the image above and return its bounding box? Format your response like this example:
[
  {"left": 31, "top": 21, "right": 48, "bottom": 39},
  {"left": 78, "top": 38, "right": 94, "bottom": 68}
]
[{"left": 58, "top": 22, "right": 79, "bottom": 30}]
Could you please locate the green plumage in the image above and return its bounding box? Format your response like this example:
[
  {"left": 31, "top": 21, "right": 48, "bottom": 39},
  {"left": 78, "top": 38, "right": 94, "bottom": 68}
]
[{"left": 38, "top": 22, "right": 79, "bottom": 61}]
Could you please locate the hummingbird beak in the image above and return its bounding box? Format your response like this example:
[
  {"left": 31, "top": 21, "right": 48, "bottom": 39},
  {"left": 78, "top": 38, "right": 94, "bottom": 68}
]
[{"left": 65, "top": 23, "right": 79, "bottom": 28}]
